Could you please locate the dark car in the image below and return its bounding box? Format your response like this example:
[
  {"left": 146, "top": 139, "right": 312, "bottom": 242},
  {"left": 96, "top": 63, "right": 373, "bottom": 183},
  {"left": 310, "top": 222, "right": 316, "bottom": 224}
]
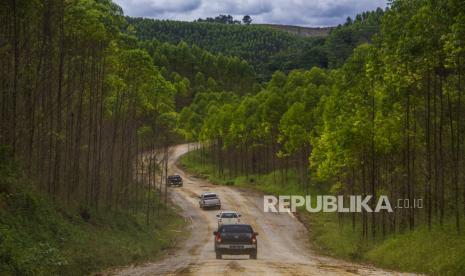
[
  {"left": 167, "top": 175, "right": 183, "bottom": 187},
  {"left": 213, "top": 224, "right": 258, "bottom": 259}
]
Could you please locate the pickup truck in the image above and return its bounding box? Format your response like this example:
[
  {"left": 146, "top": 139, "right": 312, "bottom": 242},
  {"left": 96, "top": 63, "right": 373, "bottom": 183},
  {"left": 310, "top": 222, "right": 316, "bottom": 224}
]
[
  {"left": 216, "top": 211, "right": 241, "bottom": 227},
  {"left": 213, "top": 224, "right": 258, "bottom": 259},
  {"left": 167, "top": 175, "right": 183, "bottom": 187},
  {"left": 199, "top": 192, "right": 221, "bottom": 210}
]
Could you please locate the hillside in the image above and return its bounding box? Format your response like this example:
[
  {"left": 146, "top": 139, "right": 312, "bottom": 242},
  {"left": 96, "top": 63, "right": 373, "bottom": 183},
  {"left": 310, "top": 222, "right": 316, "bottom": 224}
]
[
  {"left": 256, "top": 24, "right": 332, "bottom": 37},
  {"left": 126, "top": 11, "right": 384, "bottom": 80},
  {"left": 125, "top": 18, "right": 327, "bottom": 80},
  {"left": 6, "top": 0, "right": 461, "bottom": 274},
  {"left": 141, "top": 40, "right": 258, "bottom": 110},
  {"left": 176, "top": 1, "right": 465, "bottom": 274}
]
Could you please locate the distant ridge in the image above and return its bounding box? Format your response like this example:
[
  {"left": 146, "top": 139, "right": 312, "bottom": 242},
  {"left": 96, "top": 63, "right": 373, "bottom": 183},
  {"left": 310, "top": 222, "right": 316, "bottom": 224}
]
[{"left": 256, "top": 24, "right": 332, "bottom": 37}]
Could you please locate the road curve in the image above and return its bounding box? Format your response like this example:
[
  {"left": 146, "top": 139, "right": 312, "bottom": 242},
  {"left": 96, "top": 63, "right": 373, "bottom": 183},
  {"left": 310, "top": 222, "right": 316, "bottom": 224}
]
[{"left": 111, "top": 144, "right": 403, "bottom": 276}]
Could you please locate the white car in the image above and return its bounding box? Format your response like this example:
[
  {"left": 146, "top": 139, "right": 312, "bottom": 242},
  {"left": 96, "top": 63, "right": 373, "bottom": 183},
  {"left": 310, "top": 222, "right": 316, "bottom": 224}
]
[
  {"left": 216, "top": 211, "right": 241, "bottom": 227},
  {"left": 199, "top": 192, "right": 221, "bottom": 210}
]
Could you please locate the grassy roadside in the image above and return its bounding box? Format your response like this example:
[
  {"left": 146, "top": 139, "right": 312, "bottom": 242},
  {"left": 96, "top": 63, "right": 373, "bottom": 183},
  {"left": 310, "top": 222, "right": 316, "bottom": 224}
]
[
  {"left": 0, "top": 161, "right": 186, "bottom": 275},
  {"left": 180, "top": 150, "right": 465, "bottom": 275}
]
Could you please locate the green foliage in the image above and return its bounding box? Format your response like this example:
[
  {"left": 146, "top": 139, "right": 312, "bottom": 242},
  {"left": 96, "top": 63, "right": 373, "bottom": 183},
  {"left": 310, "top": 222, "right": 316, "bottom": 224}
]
[
  {"left": 126, "top": 9, "right": 384, "bottom": 80},
  {"left": 195, "top": 14, "right": 242, "bottom": 25},
  {"left": 1, "top": 0, "right": 190, "bottom": 273},
  {"left": 0, "top": 163, "right": 184, "bottom": 276},
  {"left": 178, "top": 1, "right": 465, "bottom": 274},
  {"left": 3, "top": 0, "right": 465, "bottom": 273},
  {"left": 126, "top": 17, "right": 328, "bottom": 80},
  {"left": 180, "top": 68, "right": 330, "bottom": 148},
  {"left": 179, "top": 150, "right": 311, "bottom": 195},
  {"left": 365, "top": 222, "right": 465, "bottom": 274},
  {"left": 181, "top": 149, "right": 465, "bottom": 275},
  {"left": 324, "top": 8, "right": 384, "bottom": 68},
  {"left": 1, "top": 0, "right": 184, "bottom": 213},
  {"left": 141, "top": 40, "right": 258, "bottom": 109}
]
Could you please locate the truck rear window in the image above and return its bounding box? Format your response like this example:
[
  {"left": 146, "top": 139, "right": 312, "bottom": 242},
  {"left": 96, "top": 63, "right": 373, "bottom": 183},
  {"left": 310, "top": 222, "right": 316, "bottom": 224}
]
[
  {"left": 221, "top": 213, "right": 238, "bottom": 218},
  {"left": 221, "top": 225, "right": 252, "bottom": 233},
  {"left": 204, "top": 194, "right": 217, "bottom": 199}
]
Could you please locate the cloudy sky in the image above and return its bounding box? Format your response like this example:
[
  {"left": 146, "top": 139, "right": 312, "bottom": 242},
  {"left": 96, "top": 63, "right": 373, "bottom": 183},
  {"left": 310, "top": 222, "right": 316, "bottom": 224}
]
[{"left": 114, "top": 0, "right": 387, "bottom": 27}]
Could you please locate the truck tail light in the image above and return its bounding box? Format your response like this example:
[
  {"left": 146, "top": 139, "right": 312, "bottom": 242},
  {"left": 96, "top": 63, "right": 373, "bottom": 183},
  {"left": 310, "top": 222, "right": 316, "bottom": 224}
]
[
  {"left": 251, "top": 235, "right": 257, "bottom": 244},
  {"left": 216, "top": 234, "right": 222, "bottom": 243}
]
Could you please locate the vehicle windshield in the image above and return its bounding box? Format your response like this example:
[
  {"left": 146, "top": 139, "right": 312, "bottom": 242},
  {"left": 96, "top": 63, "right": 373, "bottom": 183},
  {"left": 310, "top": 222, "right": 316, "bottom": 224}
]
[
  {"left": 221, "top": 213, "right": 238, "bottom": 218},
  {"left": 220, "top": 225, "right": 252, "bottom": 233},
  {"left": 204, "top": 194, "right": 217, "bottom": 199}
]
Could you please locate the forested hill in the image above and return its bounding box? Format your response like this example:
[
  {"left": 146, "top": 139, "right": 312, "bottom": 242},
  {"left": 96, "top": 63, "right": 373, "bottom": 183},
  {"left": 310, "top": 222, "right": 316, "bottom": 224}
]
[
  {"left": 1, "top": 0, "right": 432, "bottom": 273},
  {"left": 324, "top": 8, "right": 384, "bottom": 68},
  {"left": 126, "top": 9, "right": 384, "bottom": 80},
  {"left": 179, "top": 0, "right": 465, "bottom": 274},
  {"left": 126, "top": 17, "right": 325, "bottom": 80},
  {"left": 141, "top": 40, "right": 258, "bottom": 110}
]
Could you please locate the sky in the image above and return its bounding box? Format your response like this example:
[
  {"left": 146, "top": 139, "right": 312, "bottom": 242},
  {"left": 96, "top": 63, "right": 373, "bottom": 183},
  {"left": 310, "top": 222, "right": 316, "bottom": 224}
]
[{"left": 114, "top": 0, "right": 388, "bottom": 27}]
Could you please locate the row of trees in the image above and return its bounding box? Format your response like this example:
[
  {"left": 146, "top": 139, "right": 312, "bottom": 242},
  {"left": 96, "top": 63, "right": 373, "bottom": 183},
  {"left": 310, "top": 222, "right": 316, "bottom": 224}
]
[
  {"left": 141, "top": 40, "right": 258, "bottom": 109},
  {"left": 181, "top": 0, "right": 465, "bottom": 236},
  {"left": 195, "top": 14, "right": 253, "bottom": 25},
  {"left": 0, "top": 0, "right": 264, "bottom": 221},
  {"left": 126, "top": 17, "right": 326, "bottom": 80},
  {"left": 325, "top": 8, "right": 384, "bottom": 68},
  {"left": 0, "top": 0, "right": 178, "bottom": 217},
  {"left": 180, "top": 68, "right": 328, "bottom": 191},
  {"left": 127, "top": 10, "right": 385, "bottom": 80}
]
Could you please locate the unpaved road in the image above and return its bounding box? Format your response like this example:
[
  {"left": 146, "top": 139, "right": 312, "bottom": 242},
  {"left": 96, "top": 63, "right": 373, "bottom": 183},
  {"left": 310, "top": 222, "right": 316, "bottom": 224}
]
[{"left": 112, "top": 144, "right": 403, "bottom": 276}]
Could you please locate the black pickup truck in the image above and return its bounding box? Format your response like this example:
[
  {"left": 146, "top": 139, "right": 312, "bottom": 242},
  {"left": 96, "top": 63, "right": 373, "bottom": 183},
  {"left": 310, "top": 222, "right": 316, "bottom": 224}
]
[
  {"left": 167, "top": 175, "right": 183, "bottom": 187},
  {"left": 213, "top": 224, "right": 258, "bottom": 259}
]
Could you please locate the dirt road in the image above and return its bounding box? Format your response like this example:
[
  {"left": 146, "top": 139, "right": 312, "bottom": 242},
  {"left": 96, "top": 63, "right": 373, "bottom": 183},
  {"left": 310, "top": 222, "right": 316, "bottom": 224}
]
[{"left": 113, "top": 144, "right": 402, "bottom": 275}]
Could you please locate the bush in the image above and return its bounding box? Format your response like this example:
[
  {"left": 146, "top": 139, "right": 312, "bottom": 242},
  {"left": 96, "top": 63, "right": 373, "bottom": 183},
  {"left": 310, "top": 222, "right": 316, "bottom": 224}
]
[{"left": 0, "top": 152, "right": 185, "bottom": 275}]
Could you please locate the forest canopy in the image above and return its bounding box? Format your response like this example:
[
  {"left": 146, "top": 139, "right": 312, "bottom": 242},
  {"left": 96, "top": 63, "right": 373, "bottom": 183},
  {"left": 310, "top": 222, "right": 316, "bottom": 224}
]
[
  {"left": 126, "top": 10, "right": 384, "bottom": 81},
  {"left": 2, "top": 0, "right": 465, "bottom": 274},
  {"left": 180, "top": 0, "right": 465, "bottom": 240}
]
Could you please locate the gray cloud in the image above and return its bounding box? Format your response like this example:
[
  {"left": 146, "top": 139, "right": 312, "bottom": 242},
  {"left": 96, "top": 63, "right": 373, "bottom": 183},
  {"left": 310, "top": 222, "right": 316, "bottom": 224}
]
[
  {"left": 116, "top": 0, "right": 201, "bottom": 17},
  {"left": 114, "top": 0, "right": 387, "bottom": 26},
  {"left": 216, "top": 0, "right": 273, "bottom": 15}
]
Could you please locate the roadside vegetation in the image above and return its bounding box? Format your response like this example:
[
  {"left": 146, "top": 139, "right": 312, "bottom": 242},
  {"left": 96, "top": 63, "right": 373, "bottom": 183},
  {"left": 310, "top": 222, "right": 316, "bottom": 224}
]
[
  {"left": 180, "top": 149, "right": 465, "bottom": 275},
  {"left": 0, "top": 148, "right": 185, "bottom": 275},
  {"left": 2, "top": 0, "right": 465, "bottom": 274},
  {"left": 178, "top": 3, "right": 465, "bottom": 274},
  {"left": 0, "top": 1, "right": 191, "bottom": 273}
]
